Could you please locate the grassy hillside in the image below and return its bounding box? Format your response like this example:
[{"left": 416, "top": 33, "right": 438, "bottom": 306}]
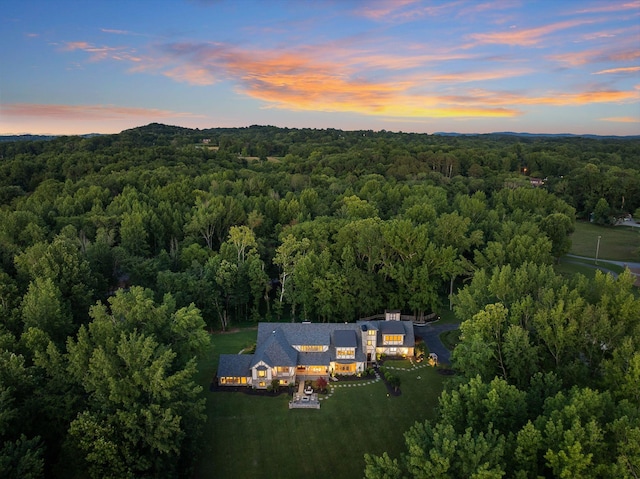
[{"left": 569, "top": 221, "right": 639, "bottom": 262}]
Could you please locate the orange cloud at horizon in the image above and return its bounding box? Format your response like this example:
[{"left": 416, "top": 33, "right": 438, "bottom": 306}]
[
  {"left": 526, "top": 90, "right": 640, "bottom": 106},
  {"left": 53, "top": 36, "right": 640, "bottom": 122},
  {"left": 600, "top": 116, "right": 640, "bottom": 123},
  {"left": 209, "top": 46, "right": 519, "bottom": 118},
  {"left": 3, "top": 103, "right": 203, "bottom": 119}
]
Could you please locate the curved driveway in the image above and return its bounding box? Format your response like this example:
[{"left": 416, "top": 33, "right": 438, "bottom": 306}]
[{"left": 413, "top": 322, "right": 459, "bottom": 365}]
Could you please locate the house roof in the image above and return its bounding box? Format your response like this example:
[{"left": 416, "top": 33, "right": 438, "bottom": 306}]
[
  {"left": 333, "top": 329, "right": 357, "bottom": 348},
  {"left": 297, "top": 352, "right": 331, "bottom": 366},
  {"left": 217, "top": 354, "right": 252, "bottom": 378},
  {"left": 257, "top": 322, "right": 363, "bottom": 347},
  {"left": 217, "top": 320, "right": 415, "bottom": 379},
  {"left": 251, "top": 328, "right": 298, "bottom": 368},
  {"left": 379, "top": 321, "right": 406, "bottom": 335}
]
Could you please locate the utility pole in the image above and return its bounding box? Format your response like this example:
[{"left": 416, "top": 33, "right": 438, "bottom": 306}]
[{"left": 595, "top": 235, "right": 601, "bottom": 265}]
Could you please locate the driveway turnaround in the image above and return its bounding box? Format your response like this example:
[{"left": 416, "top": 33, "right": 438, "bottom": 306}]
[{"left": 413, "top": 322, "right": 460, "bottom": 365}]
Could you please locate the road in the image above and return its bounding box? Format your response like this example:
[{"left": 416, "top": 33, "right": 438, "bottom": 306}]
[
  {"left": 413, "top": 322, "right": 459, "bottom": 365},
  {"left": 564, "top": 254, "right": 640, "bottom": 285}
]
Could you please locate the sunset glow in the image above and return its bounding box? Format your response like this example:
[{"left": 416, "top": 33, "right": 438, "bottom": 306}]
[{"left": 1, "top": 0, "right": 639, "bottom": 135}]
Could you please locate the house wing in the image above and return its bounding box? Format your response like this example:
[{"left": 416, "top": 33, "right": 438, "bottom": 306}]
[{"left": 218, "top": 354, "right": 253, "bottom": 378}]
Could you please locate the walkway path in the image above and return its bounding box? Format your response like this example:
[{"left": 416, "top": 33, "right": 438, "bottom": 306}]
[{"left": 319, "top": 358, "right": 440, "bottom": 402}]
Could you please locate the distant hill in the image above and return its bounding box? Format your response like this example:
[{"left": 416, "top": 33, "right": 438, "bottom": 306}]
[
  {"left": 0, "top": 134, "right": 58, "bottom": 142},
  {"left": 434, "top": 131, "right": 640, "bottom": 140},
  {"left": 4, "top": 124, "right": 639, "bottom": 142},
  {"left": 0, "top": 133, "right": 103, "bottom": 143}
]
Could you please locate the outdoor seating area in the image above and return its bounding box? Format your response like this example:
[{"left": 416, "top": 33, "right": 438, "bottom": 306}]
[{"left": 289, "top": 381, "right": 320, "bottom": 409}]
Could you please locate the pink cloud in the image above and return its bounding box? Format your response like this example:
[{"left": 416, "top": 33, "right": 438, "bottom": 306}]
[
  {"left": 3, "top": 103, "right": 203, "bottom": 120},
  {"left": 575, "top": 1, "right": 640, "bottom": 14},
  {"left": 163, "top": 65, "right": 217, "bottom": 85},
  {"left": 593, "top": 66, "right": 640, "bottom": 74},
  {"left": 550, "top": 47, "right": 640, "bottom": 67},
  {"left": 469, "top": 19, "right": 593, "bottom": 46},
  {"left": 357, "top": 0, "right": 422, "bottom": 21},
  {"left": 600, "top": 116, "right": 640, "bottom": 122},
  {"left": 62, "top": 41, "right": 142, "bottom": 62},
  {"left": 53, "top": 34, "right": 638, "bottom": 122}
]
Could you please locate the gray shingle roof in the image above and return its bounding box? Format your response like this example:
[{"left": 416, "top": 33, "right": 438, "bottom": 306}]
[
  {"left": 297, "top": 352, "right": 331, "bottom": 366},
  {"left": 217, "top": 354, "right": 252, "bottom": 378},
  {"left": 333, "top": 330, "right": 357, "bottom": 348},
  {"left": 251, "top": 328, "right": 298, "bottom": 368},
  {"left": 379, "top": 321, "right": 406, "bottom": 335}
]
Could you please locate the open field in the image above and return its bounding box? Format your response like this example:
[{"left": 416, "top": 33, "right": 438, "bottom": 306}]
[
  {"left": 569, "top": 221, "right": 639, "bottom": 262},
  {"left": 194, "top": 329, "right": 449, "bottom": 479}
]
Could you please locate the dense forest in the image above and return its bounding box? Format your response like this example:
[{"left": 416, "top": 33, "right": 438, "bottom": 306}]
[{"left": 0, "top": 123, "right": 638, "bottom": 478}]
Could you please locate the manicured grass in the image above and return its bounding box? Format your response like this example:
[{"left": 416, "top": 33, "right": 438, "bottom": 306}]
[
  {"left": 435, "top": 308, "right": 460, "bottom": 324},
  {"left": 555, "top": 260, "right": 600, "bottom": 280},
  {"left": 193, "top": 330, "right": 449, "bottom": 479},
  {"left": 570, "top": 221, "right": 639, "bottom": 262}
]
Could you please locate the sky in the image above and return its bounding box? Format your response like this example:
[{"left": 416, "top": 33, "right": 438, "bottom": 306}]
[{"left": 1, "top": 0, "right": 639, "bottom": 136}]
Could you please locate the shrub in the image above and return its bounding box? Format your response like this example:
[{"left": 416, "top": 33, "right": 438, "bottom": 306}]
[
  {"left": 270, "top": 378, "right": 280, "bottom": 392},
  {"left": 316, "top": 377, "right": 328, "bottom": 393}
]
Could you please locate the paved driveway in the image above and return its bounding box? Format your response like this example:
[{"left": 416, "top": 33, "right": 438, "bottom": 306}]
[{"left": 413, "top": 322, "right": 459, "bottom": 365}]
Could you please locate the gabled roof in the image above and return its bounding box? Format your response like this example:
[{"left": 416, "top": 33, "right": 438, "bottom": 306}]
[
  {"left": 218, "top": 354, "right": 253, "bottom": 377},
  {"left": 257, "top": 322, "right": 334, "bottom": 347},
  {"left": 333, "top": 330, "right": 357, "bottom": 348},
  {"left": 251, "top": 328, "right": 298, "bottom": 368}
]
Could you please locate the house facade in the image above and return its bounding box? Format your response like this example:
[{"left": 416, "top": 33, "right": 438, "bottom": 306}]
[{"left": 217, "top": 312, "right": 415, "bottom": 389}]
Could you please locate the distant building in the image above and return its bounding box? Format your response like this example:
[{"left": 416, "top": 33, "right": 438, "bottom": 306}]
[{"left": 529, "top": 177, "right": 544, "bottom": 187}]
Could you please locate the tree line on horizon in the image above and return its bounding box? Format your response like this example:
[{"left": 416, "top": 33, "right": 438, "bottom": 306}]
[{"left": 0, "top": 123, "right": 638, "bottom": 478}]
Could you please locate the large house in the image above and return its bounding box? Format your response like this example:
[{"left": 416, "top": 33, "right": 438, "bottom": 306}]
[{"left": 217, "top": 311, "right": 415, "bottom": 389}]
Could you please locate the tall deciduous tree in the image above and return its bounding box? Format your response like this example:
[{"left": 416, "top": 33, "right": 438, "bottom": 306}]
[
  {"left": 273, "top": 234, "right": 310, "bottom": 320},
  {"left": 21, "top": 277, "right": 72, "bottom": 346}
]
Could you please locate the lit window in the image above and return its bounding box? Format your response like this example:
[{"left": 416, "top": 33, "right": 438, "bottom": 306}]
[
  {"left": 258, "top": 370, "right": 266, "bottom": 377},
  {"left": 299, "top": 345, "right": 324, "bottom": 352},
  {"left": 367, "top": 340, "right": 372, "bottom": 346},
  {"left": 368, "top": 330, "right": 376, "bottom": 336}
]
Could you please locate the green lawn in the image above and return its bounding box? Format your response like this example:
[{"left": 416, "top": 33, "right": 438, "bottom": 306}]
[
  {"left": 569, "top": 221, "right": 640, "bottom": 262},
  {"left": 193, "top": 330, "right": 449, "bottom": 479}
]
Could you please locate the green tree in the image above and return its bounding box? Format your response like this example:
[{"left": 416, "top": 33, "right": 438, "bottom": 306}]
[
  {"left": 67, "top": 331, "right": 204, "bottom": 479},
  {"left": 273, "top": 234, "right": 311, "bottom": 320},
  {"left": 593, "top": 197, "right": 611, "bottom": 224},
  {"left": 21, "top": 277, "right": 73, "bottom": 346},
  {"left": 540, "top": 212, "right": 575, "bottom": 260}
]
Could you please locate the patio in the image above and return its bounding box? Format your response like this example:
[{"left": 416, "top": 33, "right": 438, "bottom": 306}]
[{"left": 289, "top": 381, "right": 320, "bottom": 409}]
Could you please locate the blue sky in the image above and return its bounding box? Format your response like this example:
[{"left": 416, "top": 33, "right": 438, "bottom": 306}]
[{"left": 1, "top": 0, "right": 639, "bottom": 135}]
